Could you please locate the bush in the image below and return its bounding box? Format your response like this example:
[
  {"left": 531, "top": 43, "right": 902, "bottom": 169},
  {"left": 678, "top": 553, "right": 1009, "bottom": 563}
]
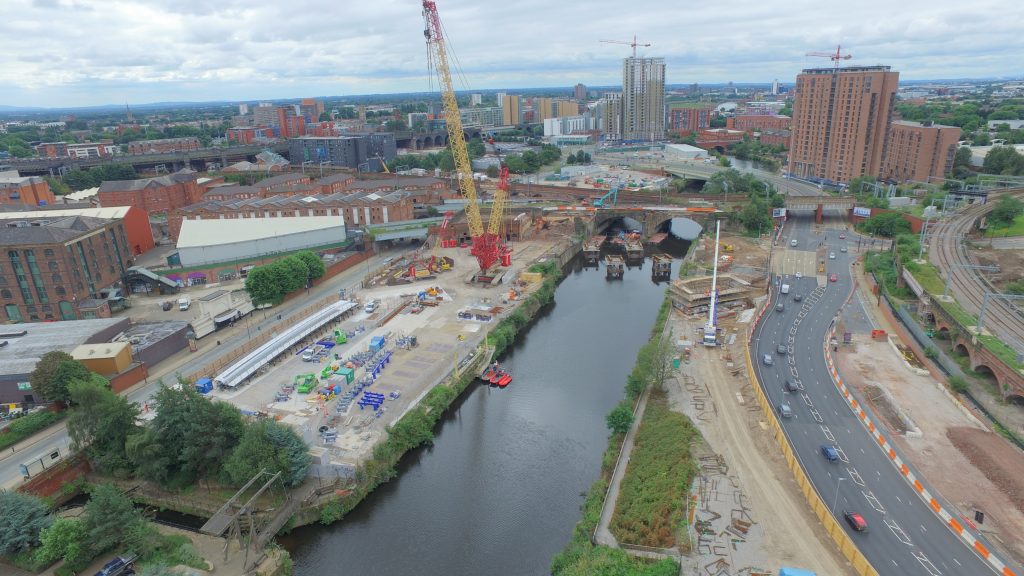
[
  {"left": 0, "top": 490, "right": 53, "bottom": 555},
  {"left": 0, "top": 411, "right": 63, "bottom": 451},
  {"left": 948, "top": 376, "right": 969, "bottom": 393}
]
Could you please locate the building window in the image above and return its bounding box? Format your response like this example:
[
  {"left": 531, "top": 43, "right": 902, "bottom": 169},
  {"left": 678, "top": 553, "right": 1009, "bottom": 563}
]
[
  {"left": 44, "top": 249, "right": 54, "bottom": 257},
  {"left": 1, "top": 289, "right": 10, "bottom": 299},
  {"left": 55, "top": 286, "right": 65, "bottom": 296}
]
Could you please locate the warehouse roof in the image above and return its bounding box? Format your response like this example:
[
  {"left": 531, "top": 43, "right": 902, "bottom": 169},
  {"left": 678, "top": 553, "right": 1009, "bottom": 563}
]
[
  {"left": 0, "top": 206, "right": 133, "bottom": 221},
  {"left": 0, "top": 318, "right": 126, "bottom": 376},
  {"left": 176, "top": 215, "right": 345, "bottom": 249}
]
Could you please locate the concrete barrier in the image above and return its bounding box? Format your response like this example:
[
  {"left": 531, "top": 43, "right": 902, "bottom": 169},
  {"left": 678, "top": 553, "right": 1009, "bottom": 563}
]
[
  {"left": 745, "top": 295, "right": 879, "bottom": 576},
  {"left": 823, "top": 323, "right": 1018, "bottom": 576}
]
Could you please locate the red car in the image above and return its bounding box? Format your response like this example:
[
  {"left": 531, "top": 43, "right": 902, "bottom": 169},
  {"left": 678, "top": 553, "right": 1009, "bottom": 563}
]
[
  {"left": 839, "top": 233, "right": 846, "bottom": 240},
  {"left": 844, "top": 510, "right": 868, "bottom": 532},
  {"left": 829, "top": 273, "right": 838, "bottom": 283}
]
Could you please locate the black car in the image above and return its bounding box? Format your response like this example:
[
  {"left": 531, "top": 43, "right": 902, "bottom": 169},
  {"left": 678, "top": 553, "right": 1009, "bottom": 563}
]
[{"left": 794, "top": 293, "right": 803, "bottom": 302}]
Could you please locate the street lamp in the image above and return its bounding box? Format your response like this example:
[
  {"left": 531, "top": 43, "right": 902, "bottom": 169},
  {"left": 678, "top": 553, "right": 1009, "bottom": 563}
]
[
  {"left": 831, "top": 476, "right": 846, "bottom": 515},
  {"left": 319, "top": 161, "right": 331, "bottom": 178},
  {"left": 301, "top": 160, "right": 313, "bottom": 175}
]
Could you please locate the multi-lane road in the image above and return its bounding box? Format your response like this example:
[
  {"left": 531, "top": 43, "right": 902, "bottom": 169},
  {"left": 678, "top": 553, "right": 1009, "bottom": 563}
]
[{"left": 751, "top": 214, "right": 1008, "bottom": 576}]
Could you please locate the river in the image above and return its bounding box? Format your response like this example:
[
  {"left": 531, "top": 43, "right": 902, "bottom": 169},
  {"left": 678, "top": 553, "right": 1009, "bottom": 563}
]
[{"left": 285, "top": 252, "right": 681, "bottom": 575}]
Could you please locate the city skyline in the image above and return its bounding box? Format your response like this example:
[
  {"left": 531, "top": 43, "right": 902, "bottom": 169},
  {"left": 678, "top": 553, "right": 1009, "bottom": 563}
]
[{"left": 3, "top": 0, "right": 1023, "bottom": 108}]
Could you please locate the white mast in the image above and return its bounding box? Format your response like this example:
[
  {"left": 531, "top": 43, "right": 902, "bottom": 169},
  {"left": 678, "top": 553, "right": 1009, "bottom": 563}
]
[{"left": 703, "top": 220, "right": 721, "bottom": 346}]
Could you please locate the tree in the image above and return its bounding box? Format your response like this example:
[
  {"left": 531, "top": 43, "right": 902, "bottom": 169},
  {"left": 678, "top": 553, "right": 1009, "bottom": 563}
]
[
  {"left": 223, "top": 419, "right": 311, "bottom": 488},
  {"left": 294, "top": 251, "right": 326, "bottom": 282},
  {"left": 983, "top": 145, "right": 1024, "bottom": 175},
  {"left": 952, "top": 147, "right": 973, "bottom": 177},
  {"left": 130, "top": 383, "right": 244, "bottom": 486},
  {"left": 279, "top": 256, "right": 311, "bottom": 292},
  {"left": 0, "top": 490, "right": 53, "bottom": 555},
  {"left": 606, "top": 404, "right": 634, "bottom": 435},
  {"left": 318, "top": 112, "right": 332, "bottom": 122},
  {"left": 737, "top": 198, "right": 772, "bottom": 234},
  {"left": 82, "top": 484, "right": 147, "bottom": 556},
  {"left": 34, "top": 517, "right": 89, "bottom": 570},
  {"left": 860, "top": 212, "right": 911, "bottom": 237},
  {"left": 67, "top": 377, "right": 138, "bottom": 473},
  {"left": 988, "top": 195, "right": 1024, "bottom": 227},
  {"left": 245, "top": 265, "right": 285, "bottom": 304},
  {"left": 29, "top": 351, "right": 81, "bottom": 404}
]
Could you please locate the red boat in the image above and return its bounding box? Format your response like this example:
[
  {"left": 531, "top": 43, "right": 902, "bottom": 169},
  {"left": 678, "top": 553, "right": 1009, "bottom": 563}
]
[
  {"left": 497, "top": 374, "right": 512, "bottom": 388},
  {"left": 481, "top": 368, "right": 498, "bottom": 382},
  {"left": 489, "top": 370, "right": 505, "bottom": 385}
]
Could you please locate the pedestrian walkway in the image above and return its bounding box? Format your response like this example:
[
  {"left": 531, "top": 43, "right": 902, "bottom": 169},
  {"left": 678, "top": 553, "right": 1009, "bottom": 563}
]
[{"left": 594, "top": 384, "right": 650, "bottom": 548}]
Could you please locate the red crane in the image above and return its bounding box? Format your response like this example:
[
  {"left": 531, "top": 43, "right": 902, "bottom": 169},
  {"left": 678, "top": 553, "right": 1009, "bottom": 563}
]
[{"left": 805, "top": 45, "right": 852, "bottom": 70}]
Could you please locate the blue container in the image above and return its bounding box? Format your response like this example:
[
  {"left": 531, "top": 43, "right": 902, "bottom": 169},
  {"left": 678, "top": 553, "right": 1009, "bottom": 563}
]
[{"left": 195, "top": 378, "right": 213, "bottom": 394}]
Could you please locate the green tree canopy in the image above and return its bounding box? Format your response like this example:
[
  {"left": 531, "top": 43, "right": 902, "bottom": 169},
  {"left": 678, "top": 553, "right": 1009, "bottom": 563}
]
[
  {"left": 29, "top": 351, "right": 95, "bottom": 404},
  {"left": 34, "top": 517, "right": 89, "bottom": 570},
  {"left": 82, "top": 484, "right": 147, "bottom": 556},
  {"left": 988, "top": 195, "right": 1024, "bottom": 227},
  {"left": 128, "top": 383, "right": 244, "bottom": 487},
  {"left": 295, "top": 250, "right": 326, "bottom": 281},
  {"left": 222, "top": 419, "right": 311, "bottom": 488},
  {"left": 606, "top": 404, "right": 634, "bottom": 435},
  {"left": 859, "top": 212, "right": 911, "bottom": 237},
  {"left": 67, "top": 378, "right": 139, "bottom": 474},
  {"left": 0, "top": 490, "right": 53, "bottom": 555},
  {"left": 982, "top": 146, "right": 1024, "bottom": 176}
]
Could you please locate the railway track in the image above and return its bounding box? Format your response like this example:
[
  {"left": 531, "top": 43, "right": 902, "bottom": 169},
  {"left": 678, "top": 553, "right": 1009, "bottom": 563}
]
[{"left": 929, "top": 188, "right": 1024, "bottom": 350}]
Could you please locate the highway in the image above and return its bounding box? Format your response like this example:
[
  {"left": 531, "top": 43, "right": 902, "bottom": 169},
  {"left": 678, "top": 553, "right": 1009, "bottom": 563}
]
[
  {"left": 750, "top": 214, "right": 1007, "bottom": 576},
  {"left": 0, "top": 248, "right": 402, "bottom": 489},
  {"left": 929, "top": 190, "right": 1024, "bottom": 349}
]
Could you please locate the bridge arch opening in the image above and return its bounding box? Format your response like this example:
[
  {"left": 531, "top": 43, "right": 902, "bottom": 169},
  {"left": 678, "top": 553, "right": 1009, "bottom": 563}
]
[
  {"left": 1006, "top": 394, "right": 1024, "bottom": 406},
  {"left": 953, "top": 343, "right": 970, "bottom": 358},
  {"left": 971, "top": 364, "right": 1001, "bottom": 388}
]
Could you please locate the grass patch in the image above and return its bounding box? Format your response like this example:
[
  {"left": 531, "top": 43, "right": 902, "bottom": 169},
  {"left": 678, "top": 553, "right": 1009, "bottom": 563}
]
[
  {"left": 985, "top": 213, "right": 1024, "bottom": 238},
  {"left": 609, "top": 389, "right": 700, "bottom": 549},
  {"left": 904, "top": 260, "right": 945, "bottom": 295},
  {"left": 0, "top": 411, "right": 65, "bottom": 451}
]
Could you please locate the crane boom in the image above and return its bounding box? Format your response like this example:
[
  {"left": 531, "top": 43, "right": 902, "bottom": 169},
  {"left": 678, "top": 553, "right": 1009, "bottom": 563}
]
[
  {"left": 805, "top": 45, "right": 852, "bottom": 69},
  {"left": 600, "top": 35, "right": 651, "bottom": 58},
  {"left": 422, "top": 1, "right": 482, "bottom": 239}
]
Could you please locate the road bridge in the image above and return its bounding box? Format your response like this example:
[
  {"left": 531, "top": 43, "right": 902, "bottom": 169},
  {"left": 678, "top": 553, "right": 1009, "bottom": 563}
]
[
  {"left": 391, "top": 127, "right": 480, "bottom": 151},
  {"left": 784, "top": 195, "right": 856, "bottom": 223}
]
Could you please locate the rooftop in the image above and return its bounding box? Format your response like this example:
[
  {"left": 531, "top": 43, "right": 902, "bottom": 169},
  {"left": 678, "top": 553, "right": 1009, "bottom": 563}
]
[
  {"left": 176, "top": 215, "right": 345, "bottom": 249},
  {"left": 891, "top": 120, "right": 959, "bottom": 130},
  {"left": 0, "top": 215, "right": 115, "bottom": 246},
  {"left": 0, "top": 206, "right": 133, "bottom": 221},
  {"left": 801, "top": 65, "right": 893, "bottom": 75},
  {"left": 71, "top": 342, "right": 130, "bottom": 361},
  {"left": 0, "top": 318, "right": 126, "bottom": 376}
]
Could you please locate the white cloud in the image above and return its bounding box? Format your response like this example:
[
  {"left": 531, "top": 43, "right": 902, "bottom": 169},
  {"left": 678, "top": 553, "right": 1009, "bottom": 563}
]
[{"left": 1, "top": 0, "right": 1021, "bottom": 107}]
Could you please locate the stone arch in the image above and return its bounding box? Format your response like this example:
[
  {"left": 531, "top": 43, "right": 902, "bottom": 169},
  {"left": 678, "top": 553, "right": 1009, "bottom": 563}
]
[
  {"left": 953, "top": 342, "right": 970, "bottom": 358},
  {"left": 971, "top": 363, "right": 1003, "bottom": 389},
  {"left": 1006, "top": 394, "right": 1024, "bottom": 406}
]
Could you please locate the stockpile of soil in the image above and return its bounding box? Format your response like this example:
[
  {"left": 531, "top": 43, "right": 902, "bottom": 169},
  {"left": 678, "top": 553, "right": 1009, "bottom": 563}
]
[{"left": 947, "top": 427, "right": 1024, "bottom": 514}]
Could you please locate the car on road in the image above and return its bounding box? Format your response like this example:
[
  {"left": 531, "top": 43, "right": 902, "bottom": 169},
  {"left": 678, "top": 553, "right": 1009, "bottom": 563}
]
[
  {"left": 776, "top": 402, "right": 793, "bottom": 418},
  {"left": 795, "top": 271, "right": 802, "bottom": 278},
  {"left": 840, "top": 246, "right": 847, "bottom": 252},
  {"left": 775, "top": 303, "right": 784, "bottom": 312},
  {"left": 784, "top": 379, "right": 800, "bottom": 392},
  {"left": 820, "top": 444, "right": 840, "bottom": 461},
  {"left": 839, "top": 233, "right": 846, "bottom": 239},
  {"left": 762, "top": 354, "right": 774, "bottom": 366},
  {"left": 790, "top": 239, "right": 798, "bottom": 247},
  {"left": 829, "top": 252, "right": 836, "bottom": 259},
  {"left": 794, "top": 293, "right": 803, "bottom": 302},
  {"left": 829, "top": 273, "right": 838, "bottom": 282},
  {"left": 777, "top": 344, "right": 787, "bottom": 355},
  {"left": 843, "top": 510, "right": 868, "bottom": 532}
]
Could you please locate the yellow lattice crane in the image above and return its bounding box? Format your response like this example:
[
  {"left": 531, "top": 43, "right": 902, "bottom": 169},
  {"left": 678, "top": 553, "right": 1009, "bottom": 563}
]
[{"left": 421, "top": 0, "right": 508, "bottom": 273}]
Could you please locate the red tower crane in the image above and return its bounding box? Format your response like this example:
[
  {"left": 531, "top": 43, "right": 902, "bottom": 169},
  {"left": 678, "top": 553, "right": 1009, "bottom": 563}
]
[{"left": 805, "top": 45, "right": 852, "bottom": 70}]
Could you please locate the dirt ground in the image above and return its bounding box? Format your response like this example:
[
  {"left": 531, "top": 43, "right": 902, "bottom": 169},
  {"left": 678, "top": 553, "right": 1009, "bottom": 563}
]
[
  {"left": 837, "top": 339, "right": 1024, "bottom": 562},
  {"left": 666, "top": 310, "right": 853, "bottom": 576},
  {"left": 970, "top": 246, "right": 1024, "bottom": 293},
  {"left": 692, "top": 234, "right": 769, "bottom": 274}
]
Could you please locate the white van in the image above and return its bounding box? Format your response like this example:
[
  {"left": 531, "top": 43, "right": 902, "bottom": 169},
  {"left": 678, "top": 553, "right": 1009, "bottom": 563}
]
[
  {"left": 177, "top": 296, "right": 191, "bottom": 311},
  {"left": 364, "top": 300, "right": 379, "bottom": 314},
  {"left": 790, "top": 239, "right": 798, "bottom": 247}
]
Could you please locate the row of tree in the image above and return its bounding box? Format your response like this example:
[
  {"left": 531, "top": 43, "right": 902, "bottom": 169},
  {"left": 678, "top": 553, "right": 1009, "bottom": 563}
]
[
  {"left": 61, "top": 164, "right": 139, "bottom": 192},
  {"left": 244, "top": 251, "right": 327, "bottom": 305},
  {"left": 504, "top": 144, "right": 561, "bottom": 174},
  {"left": 67, "top": 377, "right": 311, "bottom": 490}
]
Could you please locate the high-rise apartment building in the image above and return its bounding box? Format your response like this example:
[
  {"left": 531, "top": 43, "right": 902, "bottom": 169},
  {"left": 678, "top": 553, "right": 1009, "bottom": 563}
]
[
  {"left": 299, "top": 98, "right": 325, "bottom": 122},
  {"left": 575, "top": 83, "right": 587, "bottom": 101},
  {"left": 556, "top": 100, "right": 578, "bottom": 117},
  {"left": 238, "top": 103, "right": 249, "bottom": 115},
  {"left": 621, "top": 57, "right": 666, "bottom": 141},
  {"left": 502, "top": 94, "right": 521, "bottom": 126},
  {"left": 470, "top": 93, "right": 483, "bottom": 106},
  {"left": 602, "top": 93, "right": 623, "bottom": 140},
  {"left": 881, "top": 121, "right": 961, "bottom": 183},
  {"left": 253, "top": 103, "right": 277, "bottom": 128},
  {"left": 788, "top": 65, "right": 899, "bottom": 183},
  {"left": 533, "top": 97, "right": 554, "bottom": 123}
]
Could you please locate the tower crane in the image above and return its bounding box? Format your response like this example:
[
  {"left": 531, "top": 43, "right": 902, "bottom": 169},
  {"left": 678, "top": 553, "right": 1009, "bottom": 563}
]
[
  {"left": 805, "top": 45, "right": 852, "bottom": 70},
  {"left": 599, "top": 35, "right": 651, "bottom": 58},
  {"left": 422, "top": 0, "right": 509, "bottom": 276}
]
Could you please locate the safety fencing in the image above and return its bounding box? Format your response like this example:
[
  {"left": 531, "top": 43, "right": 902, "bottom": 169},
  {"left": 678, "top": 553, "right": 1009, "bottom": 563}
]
[
  {"left": 823, "top": 322, "right": 1018, "bottom": 576},
  {"left": 745, "top": 293, "right": 879, "bottom": 576}
]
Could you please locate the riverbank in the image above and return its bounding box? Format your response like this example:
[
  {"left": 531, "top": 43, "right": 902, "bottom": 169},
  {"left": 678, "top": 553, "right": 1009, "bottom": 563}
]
[{"left": 300, "top": 258, "right": 568, "bottom": 529}]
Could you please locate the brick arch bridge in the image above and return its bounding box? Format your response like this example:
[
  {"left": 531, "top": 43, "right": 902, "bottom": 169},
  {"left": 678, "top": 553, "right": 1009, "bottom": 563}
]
[
  {"left": 931, "top": 301, "right": 1024, "bottom": 400},
  {"left": 594, "top": 208, "right": 711, "bottom": 238},
  {"left": 393, "top": 127, "right": 481, "bottom": 151}
]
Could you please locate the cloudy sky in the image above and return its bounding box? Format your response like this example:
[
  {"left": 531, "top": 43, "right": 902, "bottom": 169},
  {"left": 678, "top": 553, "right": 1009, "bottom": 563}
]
[{"left": 3, "top": 0, "right": 1022, "bottom": 108}]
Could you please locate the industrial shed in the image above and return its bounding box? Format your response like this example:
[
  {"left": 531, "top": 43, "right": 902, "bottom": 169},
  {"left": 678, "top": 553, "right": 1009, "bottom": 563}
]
[{"left": 175, "top": 216, "right": 347, "bottom": 266}]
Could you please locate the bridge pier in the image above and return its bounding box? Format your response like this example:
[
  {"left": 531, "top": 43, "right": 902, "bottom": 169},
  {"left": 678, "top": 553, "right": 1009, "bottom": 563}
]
[{"left": 815, "top": 204, "right": 823, "bottom": 224}]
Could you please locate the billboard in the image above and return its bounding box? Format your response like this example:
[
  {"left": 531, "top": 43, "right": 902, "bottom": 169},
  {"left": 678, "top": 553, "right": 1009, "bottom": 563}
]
[
  {"left": 853, "top": 206, "right": 872, "bottom": 218},
  {"left": 771, "top": 208, "right": 787, "bottom": 218}
]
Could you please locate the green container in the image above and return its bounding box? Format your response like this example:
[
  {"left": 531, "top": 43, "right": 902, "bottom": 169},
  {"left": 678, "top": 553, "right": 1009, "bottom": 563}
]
[
  {"left": 337, "top": 367, "right": 355, "bottom": 385},
  {"left": 673, "top": 357, "right": 681, "bottom": 369}
]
